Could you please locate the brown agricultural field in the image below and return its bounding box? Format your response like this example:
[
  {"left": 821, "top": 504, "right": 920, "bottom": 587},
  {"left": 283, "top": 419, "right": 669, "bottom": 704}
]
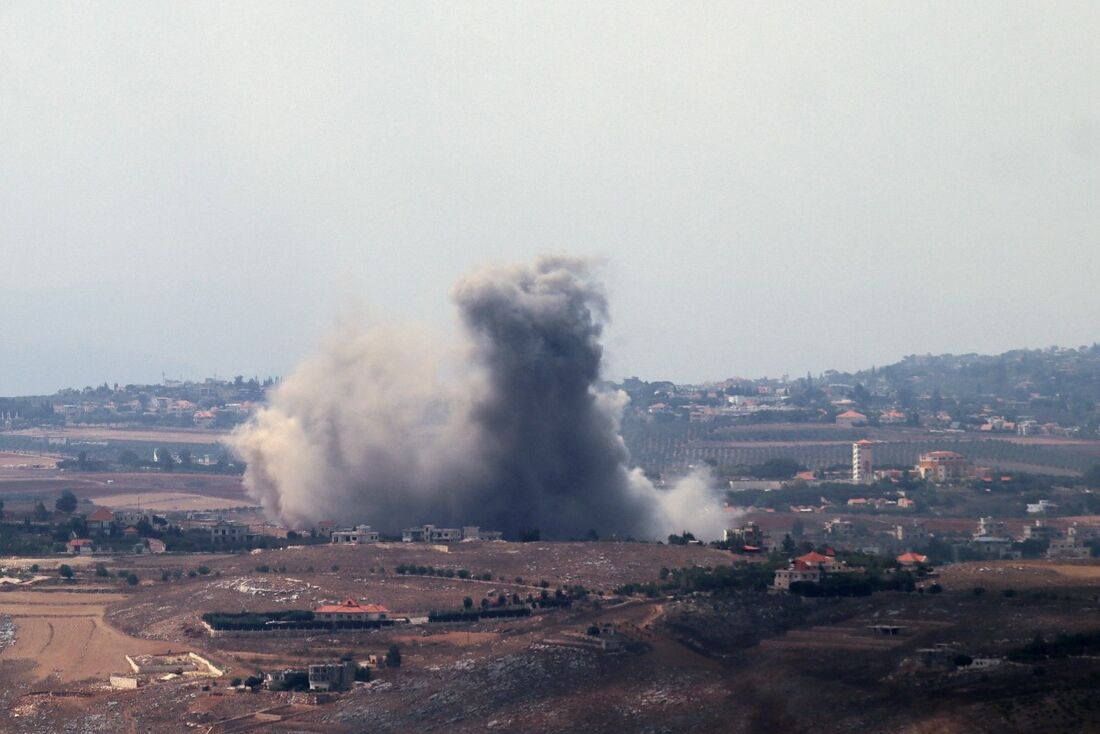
[
  {"left": 0, "top": 452, "right": 60, "bottom": 469},
  {"left": 0, "top": 591, "right": 174, "bottom": 682}
]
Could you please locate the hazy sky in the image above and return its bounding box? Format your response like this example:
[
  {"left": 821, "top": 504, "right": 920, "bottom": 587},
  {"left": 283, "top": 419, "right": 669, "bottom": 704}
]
[{"left": 1, "top": 2, "right": 1098, "bottom": 395}]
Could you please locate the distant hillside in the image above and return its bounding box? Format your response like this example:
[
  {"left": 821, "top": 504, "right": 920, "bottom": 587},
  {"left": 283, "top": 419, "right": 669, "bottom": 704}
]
[{"left": 837, "top": 345, "right": 1100, "bottom": 432}]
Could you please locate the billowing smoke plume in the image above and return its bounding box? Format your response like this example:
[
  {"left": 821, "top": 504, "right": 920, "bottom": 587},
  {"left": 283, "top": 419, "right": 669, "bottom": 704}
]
[{"left": 230, "top": 256, "right": 728, "bottom": 539}]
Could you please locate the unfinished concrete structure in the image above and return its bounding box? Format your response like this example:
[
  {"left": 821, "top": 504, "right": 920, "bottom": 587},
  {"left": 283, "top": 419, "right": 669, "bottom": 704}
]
[{"left": 126, "top": 651, "right": 223, "bottom": 678}]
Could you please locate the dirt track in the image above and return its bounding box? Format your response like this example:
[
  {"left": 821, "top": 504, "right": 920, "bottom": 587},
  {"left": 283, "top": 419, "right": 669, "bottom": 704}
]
[{"left": 0, "top": 591, "right": 173, "bottom": 682}]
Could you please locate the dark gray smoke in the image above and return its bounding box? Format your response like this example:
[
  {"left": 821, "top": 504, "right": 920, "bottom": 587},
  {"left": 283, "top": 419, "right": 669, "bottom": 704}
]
[{"left": 230, "top": 256, "right": 727, "bottom": 539}]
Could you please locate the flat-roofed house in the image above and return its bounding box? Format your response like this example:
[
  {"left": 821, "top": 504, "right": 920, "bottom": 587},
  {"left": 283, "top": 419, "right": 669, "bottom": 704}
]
[{"left": 331, "top": 525, "right": 380, "bottom": 544}]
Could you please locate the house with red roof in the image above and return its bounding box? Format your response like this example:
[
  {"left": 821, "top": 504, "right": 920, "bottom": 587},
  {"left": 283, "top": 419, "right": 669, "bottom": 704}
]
[
  {"left": 772, "top": 560, "right": 822, "bottom": 591},
  {"left": 314, "top": 598, "right": 390, "bottom": 623},
  {"left": 795, "top": 550, "right": 848, "bottom": 573},
  {"left": 836, "top": 410, "right": 868, "bottom": 427},
  {"left": 896, "top": 552, "right": 929, "bottom": 566},
  {"left": 86, "top": 507, "right": 115, "bottom": 534},
  {"left": 67, "top": 538, "right": 94, "bottom": 555}
]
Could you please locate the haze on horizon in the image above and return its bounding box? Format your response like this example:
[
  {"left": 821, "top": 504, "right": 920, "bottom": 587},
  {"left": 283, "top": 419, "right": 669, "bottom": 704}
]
[{"left": 1, "top": 2, "right": 1097, "bottom": 396}]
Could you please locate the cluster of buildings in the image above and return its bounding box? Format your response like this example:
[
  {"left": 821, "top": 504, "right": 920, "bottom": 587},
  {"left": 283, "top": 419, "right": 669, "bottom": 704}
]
[
  {"left": 65, "top": 507, "right": 264, "bottom": 554},
  {"left": 325, "top": 521, "right": 503, "bottom": 545},
  {"left": 771, "top": 549, "right": 931, "bottom": 593},
  {"left": 327, "top": 523, "right": 504, "bottom": 545},
  {"left": 264, "top": 659, "right": 368, "bottom": 692},
  {"left": 969, "top": 517, "right": 1093, "bottom": 560},
  {"left": 66, "top": 507, "right": 168, "bottom": 555},
  {"left": 50, "top": 396, "right": 256, "bottom": 428},
  {"left": 400, "top": 524, "right": 502, "bottom": 543},
  {"left": 849, "top": 441, "right": 982, "bottom": 485}
]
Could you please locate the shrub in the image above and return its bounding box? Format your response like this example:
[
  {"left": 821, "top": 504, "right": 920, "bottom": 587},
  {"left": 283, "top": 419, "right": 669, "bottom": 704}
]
[
  {"left": 197, "top": 566, "right": 211, "bottom": 575},
  {"left": 126, "top": 573, "right": 139, "bottom": 586},
  {"left": 386, "top": 644, "right": 401, "bottom": 668},
  {"left": 268, "top": 671, "right": 309, "bottom": 691},
  {"left": 58, "top": 564, "right": 74, "bottom": 579},
  {"left": 330, "top": 565, "right": 339, "bottom": 572},
  {"left": 255, "top": 564, "right": 270, "bottom": 573},
  {"left": 95, "top": 564, "right": 109, "bottom": 577}
]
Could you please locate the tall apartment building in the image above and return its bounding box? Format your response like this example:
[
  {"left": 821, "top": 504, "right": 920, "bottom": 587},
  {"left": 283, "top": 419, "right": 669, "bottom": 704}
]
[{"left": 852, "top": 439, "right": 874, "bottom": 483}]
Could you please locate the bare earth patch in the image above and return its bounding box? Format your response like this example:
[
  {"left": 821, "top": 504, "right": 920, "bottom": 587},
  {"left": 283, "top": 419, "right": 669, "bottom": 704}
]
[
  {"left": 92, "top": 491, "right": 252, "bottom": 511},
  {"left": 0, "top": 591, "right": 173, "bottom": 682},
  {"left": 0, "top": 452, "right": 59, "bottom": 469}
]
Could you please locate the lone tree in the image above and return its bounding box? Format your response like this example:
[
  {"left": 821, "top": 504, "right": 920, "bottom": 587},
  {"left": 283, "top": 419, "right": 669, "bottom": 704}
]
[
  {"left": 58, "top": 564, "right": 73, "bottom": 580},
  {"left": 462, "top": 596, "right": 474, "bottom": 610},
  {"left": 56, "top": 490, "right": 78, "bottom": 514},
  {"left": 33, "top": 501, "right": 49, "bottom": 522},
  {"left": 154, "top": 448, "right": 175, "bottom": 471},
  {"left": 386, "top": 644, "right": 401, "bottom": 668}
]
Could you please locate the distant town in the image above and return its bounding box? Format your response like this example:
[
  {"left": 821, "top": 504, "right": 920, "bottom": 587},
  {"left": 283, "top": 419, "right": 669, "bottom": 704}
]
[{"left": 2, "top": 344, "right": 1100, "bottom": 730}]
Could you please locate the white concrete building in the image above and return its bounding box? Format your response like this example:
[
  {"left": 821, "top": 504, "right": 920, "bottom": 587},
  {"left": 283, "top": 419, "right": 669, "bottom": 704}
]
[
  {"left": 331, "top": 525, "right": 380, "bottom": 544},
  {"left": 852, "top": 439, "right": 874, "bottom": 483}
]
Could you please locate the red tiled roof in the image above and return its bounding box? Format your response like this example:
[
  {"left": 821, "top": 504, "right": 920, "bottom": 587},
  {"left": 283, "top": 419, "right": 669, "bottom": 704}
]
[
  {"left": 796, "top": 551, "right": 832, "bottom": 564},
  {"left": 315, "top": 598, "right": 389, "bottom": 615},
  {"left": 68, "top": 538, "right": 93, "bottom": 546},
  {"left": 897, "top": 552, "right": 929, "bottom": 564},
  {"left": 87, "top": 507, "right": 114, "bottom": 522},
  {"left": 837, "top": 410, "right": 867, "bottom": 419}
]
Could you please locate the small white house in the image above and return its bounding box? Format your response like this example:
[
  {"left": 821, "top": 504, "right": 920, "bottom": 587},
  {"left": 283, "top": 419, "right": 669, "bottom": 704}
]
[{"left": 331, "top": 525, "right": 380, "bottom": 544}]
